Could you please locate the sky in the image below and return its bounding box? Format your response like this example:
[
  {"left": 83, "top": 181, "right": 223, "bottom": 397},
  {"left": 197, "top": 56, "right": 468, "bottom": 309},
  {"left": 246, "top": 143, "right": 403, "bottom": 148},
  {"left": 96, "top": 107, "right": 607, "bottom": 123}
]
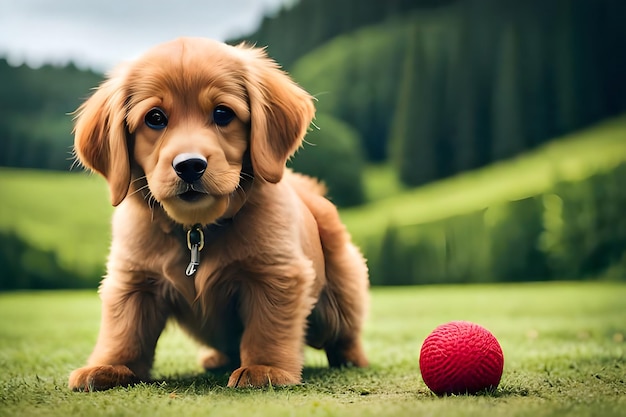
[{"left": 0, "top": 0, "right": 291, "bottom": 72}]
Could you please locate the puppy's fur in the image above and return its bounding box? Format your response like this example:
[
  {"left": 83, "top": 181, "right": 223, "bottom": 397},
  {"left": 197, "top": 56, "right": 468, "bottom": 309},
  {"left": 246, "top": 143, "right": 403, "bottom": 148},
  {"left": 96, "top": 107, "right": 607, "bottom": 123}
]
[{"left": 68, "top": 37, "right": 369, "bottom": 390}]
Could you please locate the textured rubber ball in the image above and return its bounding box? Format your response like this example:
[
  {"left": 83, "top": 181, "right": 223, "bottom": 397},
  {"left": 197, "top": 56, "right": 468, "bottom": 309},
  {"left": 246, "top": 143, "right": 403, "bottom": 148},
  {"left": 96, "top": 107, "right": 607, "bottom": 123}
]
[{"left": 419, "top": 321, "right": 504, "bottom": 396}]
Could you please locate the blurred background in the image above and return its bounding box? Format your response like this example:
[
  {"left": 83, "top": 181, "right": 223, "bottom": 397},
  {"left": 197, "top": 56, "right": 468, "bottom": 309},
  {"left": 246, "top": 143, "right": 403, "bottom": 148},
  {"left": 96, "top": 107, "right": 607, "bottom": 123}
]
[{"left": 1, "top": 0, "right": 625, "bottom": 290}]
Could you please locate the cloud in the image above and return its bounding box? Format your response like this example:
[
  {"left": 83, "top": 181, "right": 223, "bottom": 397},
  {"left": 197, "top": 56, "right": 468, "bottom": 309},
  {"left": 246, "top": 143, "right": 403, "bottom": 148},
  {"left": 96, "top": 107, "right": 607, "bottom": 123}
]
[{"left": 0, "top": 0, "right": 288, "bottom": 71}]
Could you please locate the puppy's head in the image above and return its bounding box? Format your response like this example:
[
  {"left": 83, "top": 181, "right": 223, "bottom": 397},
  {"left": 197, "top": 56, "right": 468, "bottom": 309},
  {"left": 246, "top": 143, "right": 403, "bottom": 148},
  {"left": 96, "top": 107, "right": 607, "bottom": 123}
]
[{"left": 74, "top": 37, "right": 314, "bottom": 226}]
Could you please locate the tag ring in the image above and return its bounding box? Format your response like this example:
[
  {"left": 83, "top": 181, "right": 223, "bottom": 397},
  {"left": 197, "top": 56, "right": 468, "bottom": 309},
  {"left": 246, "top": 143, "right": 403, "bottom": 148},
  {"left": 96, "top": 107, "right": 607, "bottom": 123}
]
[{"left": 186, "top": 224, "right": 205, "bottom": 251}]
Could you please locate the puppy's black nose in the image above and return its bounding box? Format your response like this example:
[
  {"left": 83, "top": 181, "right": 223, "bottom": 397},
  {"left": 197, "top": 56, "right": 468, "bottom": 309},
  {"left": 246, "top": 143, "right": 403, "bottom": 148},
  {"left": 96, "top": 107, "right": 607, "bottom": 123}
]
[{"left": 173, "top": 153, "right": 207, "bottom": 183}]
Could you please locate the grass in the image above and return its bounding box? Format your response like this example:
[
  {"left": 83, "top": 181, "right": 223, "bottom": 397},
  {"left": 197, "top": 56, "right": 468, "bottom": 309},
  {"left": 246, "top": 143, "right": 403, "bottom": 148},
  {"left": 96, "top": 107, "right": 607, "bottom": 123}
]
[
  {"left": 0, "top": 281, "right": 624, "bottom": 417},
  {"left": 361, "top": 163, "right": 407, "bottom": 202},
  {"left": 0, "top": 168, "right": 112, "bottom": 273}
]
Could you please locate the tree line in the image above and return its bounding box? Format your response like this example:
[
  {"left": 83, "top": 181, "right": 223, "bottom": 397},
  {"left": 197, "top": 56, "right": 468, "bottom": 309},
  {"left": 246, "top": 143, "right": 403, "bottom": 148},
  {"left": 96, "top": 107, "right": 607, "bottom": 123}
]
[
  {"left": 0, "top": 60, "right": 102, "bottom": 170},
  {"left": 389, "top": 0, "right": 626, "bottom": 186},
  {"left": 271, "top": 0, "right": 626, "bottom": 198},
  {"left": 1, "top": 0, "right": 625, "bottom": 207},
  {"left": 229, "top": 0, "right": 456, "bottom": 69}
]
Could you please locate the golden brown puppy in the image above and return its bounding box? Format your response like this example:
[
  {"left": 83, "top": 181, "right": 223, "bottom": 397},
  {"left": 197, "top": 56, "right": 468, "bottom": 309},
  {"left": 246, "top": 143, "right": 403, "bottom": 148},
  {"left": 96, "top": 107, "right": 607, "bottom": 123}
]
[{"left": 68, "top": 37, "right": 369, "bottom": 391}]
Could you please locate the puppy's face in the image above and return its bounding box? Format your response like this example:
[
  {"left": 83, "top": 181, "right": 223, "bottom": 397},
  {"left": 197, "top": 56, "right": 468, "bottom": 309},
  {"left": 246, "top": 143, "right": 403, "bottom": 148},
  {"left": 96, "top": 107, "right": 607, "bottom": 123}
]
[
  {"left": 74, "top": 38, "right": 315, "bottom": 226},
  {"left": 126, "top": 42, "right": 251, "bottom": 225}
]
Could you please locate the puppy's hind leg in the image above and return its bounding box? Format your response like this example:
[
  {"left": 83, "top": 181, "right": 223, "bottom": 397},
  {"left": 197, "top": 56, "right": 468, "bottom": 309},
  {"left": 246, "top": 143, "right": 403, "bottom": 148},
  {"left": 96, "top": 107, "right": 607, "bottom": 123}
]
[
  {"left": 198, "top": 346, "right": 239, "bottom": 373},
  {"left": 313, "top": 200, "right": 370, "bottom": 368},
  {"left": 319, "top": 242, "right": 370, "bottom": 368},
  {"left": 291, "top": 178, "right": 370, "bottom": 368}
]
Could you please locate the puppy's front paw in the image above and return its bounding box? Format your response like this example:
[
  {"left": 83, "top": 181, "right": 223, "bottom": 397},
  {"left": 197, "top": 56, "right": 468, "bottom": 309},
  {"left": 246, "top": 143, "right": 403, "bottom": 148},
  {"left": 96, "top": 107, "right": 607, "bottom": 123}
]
[
  {"left": 227, "top": 365, "right": 300, "bottom": 388},
  {"left": 69, "top": 365, "right": 139, "bottom": 391}
]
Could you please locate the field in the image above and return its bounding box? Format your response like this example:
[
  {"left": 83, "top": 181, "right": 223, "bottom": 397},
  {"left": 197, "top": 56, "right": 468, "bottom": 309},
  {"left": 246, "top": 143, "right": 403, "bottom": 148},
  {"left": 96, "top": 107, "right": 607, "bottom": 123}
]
[{"left": 1, "top": 282, "right": 624, "bottom": 417}]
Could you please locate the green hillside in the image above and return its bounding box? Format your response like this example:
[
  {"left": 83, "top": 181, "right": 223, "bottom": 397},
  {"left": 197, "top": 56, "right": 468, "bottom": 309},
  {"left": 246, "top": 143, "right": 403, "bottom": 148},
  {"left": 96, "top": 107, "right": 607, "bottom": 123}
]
[
  {"left": 344, "top": 115, "right": 626, "bottom": 243},
  {"left": 1, "top": 115, "right": 625, "bottom": 288},
  {"left": 350, "top": 116, "right": 626, "bottom": 284}
]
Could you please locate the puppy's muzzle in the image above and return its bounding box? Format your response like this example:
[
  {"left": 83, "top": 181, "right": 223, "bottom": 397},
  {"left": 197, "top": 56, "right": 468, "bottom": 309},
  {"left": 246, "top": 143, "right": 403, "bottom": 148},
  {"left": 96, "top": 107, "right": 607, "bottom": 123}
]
[{"left": 173, "top": 153, "right": 207, "bottom": 184}]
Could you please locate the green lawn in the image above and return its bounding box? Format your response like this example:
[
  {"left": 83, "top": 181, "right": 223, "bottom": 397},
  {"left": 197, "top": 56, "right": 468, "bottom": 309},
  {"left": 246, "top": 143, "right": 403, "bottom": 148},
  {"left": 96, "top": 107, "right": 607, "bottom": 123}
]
[{"left": 1, "top": 282, "right": 624, "bottom": 417}]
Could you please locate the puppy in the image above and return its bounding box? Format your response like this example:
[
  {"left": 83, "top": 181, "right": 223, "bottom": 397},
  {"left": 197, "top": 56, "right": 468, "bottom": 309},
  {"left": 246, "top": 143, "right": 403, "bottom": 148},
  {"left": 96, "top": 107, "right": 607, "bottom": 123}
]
[{"left": 68, "top": 37, "right": 369, "bottom": 391}]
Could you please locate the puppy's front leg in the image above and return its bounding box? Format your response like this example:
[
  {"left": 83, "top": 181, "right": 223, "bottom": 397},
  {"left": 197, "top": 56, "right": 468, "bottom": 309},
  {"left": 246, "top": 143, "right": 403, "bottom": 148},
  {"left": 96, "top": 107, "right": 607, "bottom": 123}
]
[
  {"left": 228, "top": 269, "right": 314, "bottom": 388},
  {"left": 69, "top": 276, "right": 168, "bottom": 391}
]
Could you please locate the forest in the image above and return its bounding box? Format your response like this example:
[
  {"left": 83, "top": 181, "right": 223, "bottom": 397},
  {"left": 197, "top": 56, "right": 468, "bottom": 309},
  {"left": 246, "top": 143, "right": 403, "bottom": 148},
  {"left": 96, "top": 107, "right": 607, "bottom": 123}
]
[
  {"left": 1, "top": 0, "right": 626, "bottom": 288},
  {"left": 0, "top": 60, "right": 102, "bottom": 171},
  {"left": 3, "top": 0, "right": 625, "bottom": 201}
]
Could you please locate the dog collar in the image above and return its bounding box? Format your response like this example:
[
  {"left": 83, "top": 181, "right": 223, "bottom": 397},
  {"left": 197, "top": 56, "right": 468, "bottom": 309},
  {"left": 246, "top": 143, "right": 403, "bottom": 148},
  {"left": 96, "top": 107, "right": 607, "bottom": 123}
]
[
  {"left": 185, "top": 224, "right": 204, "bottom": 276},
  {"left": 183, "top": 219, "right": 233, "bottom": 277}
]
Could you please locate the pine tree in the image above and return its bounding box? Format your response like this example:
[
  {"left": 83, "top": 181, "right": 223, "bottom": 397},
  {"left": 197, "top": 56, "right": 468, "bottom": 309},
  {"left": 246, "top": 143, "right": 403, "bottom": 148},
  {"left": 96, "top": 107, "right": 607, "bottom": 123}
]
[{"left": 491, "top": 24, "right": 526, "bottom": 160}]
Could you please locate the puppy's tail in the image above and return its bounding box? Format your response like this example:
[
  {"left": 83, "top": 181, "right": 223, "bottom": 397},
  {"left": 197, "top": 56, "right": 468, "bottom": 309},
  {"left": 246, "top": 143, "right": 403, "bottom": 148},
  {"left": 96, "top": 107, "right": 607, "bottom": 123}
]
[{"left": 284, "top": 169, "right": 327, "bottom": 197}]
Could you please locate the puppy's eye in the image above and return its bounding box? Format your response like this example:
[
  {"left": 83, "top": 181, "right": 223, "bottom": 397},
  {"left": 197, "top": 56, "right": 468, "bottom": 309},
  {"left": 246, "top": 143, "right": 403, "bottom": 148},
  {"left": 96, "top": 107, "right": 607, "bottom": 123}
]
[
  {"left": 144, "top": 108, "right": 168, "bottom": 130},
  {"left": 213, "top": 106, "right": 235, "bottom": 127}
]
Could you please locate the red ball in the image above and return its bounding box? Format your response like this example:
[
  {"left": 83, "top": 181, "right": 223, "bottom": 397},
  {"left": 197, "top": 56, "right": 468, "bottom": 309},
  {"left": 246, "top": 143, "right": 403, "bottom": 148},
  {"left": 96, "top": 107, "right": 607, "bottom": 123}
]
[{"left": 419, "top": 321, "right": 504, "bottom": 395}]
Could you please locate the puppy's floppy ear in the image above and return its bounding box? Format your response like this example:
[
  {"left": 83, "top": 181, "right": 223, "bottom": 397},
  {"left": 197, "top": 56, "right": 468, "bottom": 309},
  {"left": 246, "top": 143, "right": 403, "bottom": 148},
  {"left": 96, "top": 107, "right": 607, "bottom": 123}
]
[
  {"left": 241, "top": 46, "right": 315, "bottom": 183},
  {"left": 73, "top": 68, "right": 130, "bottom": 206}
]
